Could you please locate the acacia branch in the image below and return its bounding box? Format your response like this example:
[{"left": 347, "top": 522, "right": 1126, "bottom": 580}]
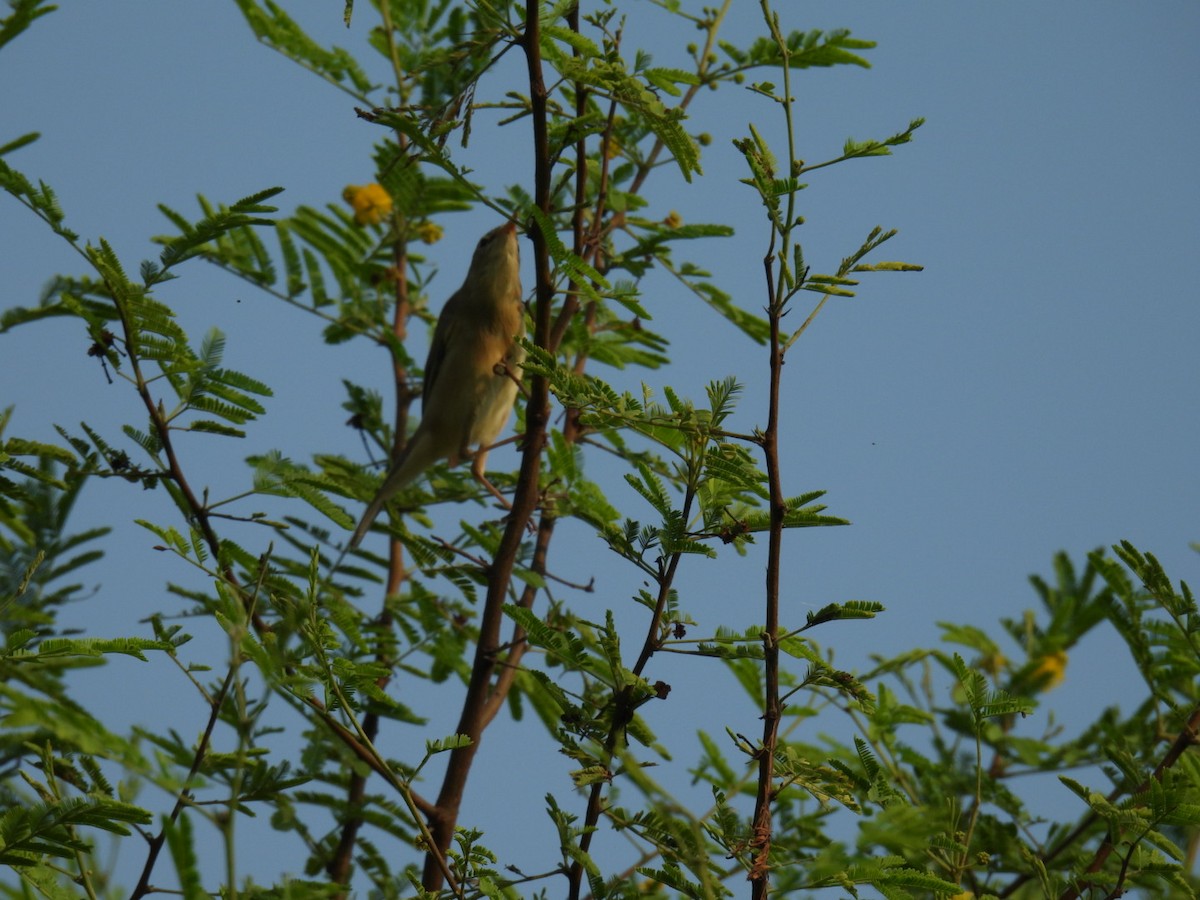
[
  {"left": 749, "top": 5, "right": 795, "bottom": 893},
  {"left": 419, "top": 1, "right": 553, "bottom": 888},
  {"left": 748, "top": 238, "right": 785, "bottom": 896},
  {"left": 328, "top": 89, "right": 417, "bottom": 888}
]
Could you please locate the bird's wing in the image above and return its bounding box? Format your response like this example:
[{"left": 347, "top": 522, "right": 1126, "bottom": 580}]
[{"left": 422, "top": 287, "right": 463, "bottom": 401}]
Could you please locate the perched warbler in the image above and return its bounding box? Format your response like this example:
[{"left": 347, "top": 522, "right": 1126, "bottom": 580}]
[{"left": 350, "top": 221, "right": 524, "bottom": 548}]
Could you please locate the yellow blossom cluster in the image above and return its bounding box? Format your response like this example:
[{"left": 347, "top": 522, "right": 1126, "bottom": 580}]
[
  {"left": 1030, "top": 650, "right": 1068, "bottom": 690},
  {"left": 342, "top": 183, "right": 393, "bottom": 226},
  {"left": 413, "top": 220, "right": 443, "bottom": 244}
]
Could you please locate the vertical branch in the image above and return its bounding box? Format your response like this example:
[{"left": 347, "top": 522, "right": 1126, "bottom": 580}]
[
  {"left": 750, "top": 3, "right": 794, "bottom": 894},
  {"left": 749, "top": 247, "right": 785, "bottom": 896},
  {"left": 328, "top": 177, "right": 411, "bottom": 897},
  {"left": 482, "top": 0, "right": 590, "bottom": 727},
  {"left": 327, "top": 5, "right": 415, "bottom": 885},
  {"left": 420, "top": 0, "right": 555, "bottom": 889}
]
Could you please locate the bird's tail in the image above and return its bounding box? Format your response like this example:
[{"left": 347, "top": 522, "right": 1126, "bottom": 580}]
[
  {"left": 349, "top": 495, "right": 387, "bottom": 548},
  {"left": 348, "top": 432, "right": 438, "bottom": 548}
]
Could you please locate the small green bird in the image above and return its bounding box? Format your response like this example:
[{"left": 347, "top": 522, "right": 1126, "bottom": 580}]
[{"left": 350, "top": 221, "right": 524, "bottom": 548}]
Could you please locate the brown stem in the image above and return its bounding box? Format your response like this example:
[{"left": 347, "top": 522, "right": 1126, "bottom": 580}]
[
  {"left": 423, "top": 2, "right": 733, "bottom": 890},
  {"left": 419, "top": 1, "right": 553, "bottom": 888},
  {"left": 328, "top": 136, "right": 415, "bottom": 889},
  {"left": 327, "top": 744, "right": 371, "bottom": 888},
  {"left": 749, "top": 242, "right": 785, "bottom": 897},
  {"left": 482, "top": 513, "right": 558, "bottom": 728}
]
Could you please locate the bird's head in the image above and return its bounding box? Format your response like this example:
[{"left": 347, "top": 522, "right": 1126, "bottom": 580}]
[{"left": 466, "top": 221, "right": 521, "bottom": 300}]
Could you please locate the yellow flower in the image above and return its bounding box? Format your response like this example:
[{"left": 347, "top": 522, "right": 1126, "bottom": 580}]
[
  {"left": 663, "top": 210, "right": 683, "bottom": 229},
  {"left": 413, "top": 220, "right": 444, "bottom": 244},
  {"left": 342, "top": 183, "right": 393, "bottom": 226},
  {"left": 948, "top": 892, "right": 974, "bottom": 900},
  {"left": 1031, "top": 650, "right": 1068, "bottom": 690}
]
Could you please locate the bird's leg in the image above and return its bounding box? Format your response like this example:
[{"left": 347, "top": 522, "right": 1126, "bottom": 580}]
[{"left": 469, "top": 448, "right": 512, "bottom": 509}]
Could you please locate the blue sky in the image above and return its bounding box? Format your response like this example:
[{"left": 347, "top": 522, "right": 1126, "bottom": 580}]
[{"left": 3, "top": 1, "right": 1198, "bottom": 890}]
